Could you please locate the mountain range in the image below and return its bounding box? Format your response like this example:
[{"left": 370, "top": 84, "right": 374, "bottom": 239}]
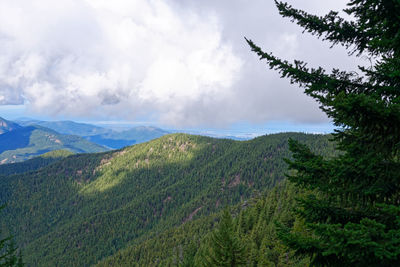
[
  {"left": 17, "top": 119, "right": 169, "bottom": 149},
  {"left": 0, "top": 119, "right": 108, "bottom": 164},
  {"left": 0, "top": 132, "right": 335, "bottom": 266},
  {"left": 0, "top": 117, "right": 172, "bottom": 163}
]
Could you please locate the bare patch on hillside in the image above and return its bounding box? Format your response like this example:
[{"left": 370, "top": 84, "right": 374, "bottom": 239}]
[
  {"left": 163, "top": 196, "right": 172, "bottom": 203},
  {"left": 95, "top": 149, "right": 127, "bottom": 172},
  {"left": 228, "top": 174, "right": 241, "bottom": 188},
  {"left": 183, "top": 206, "right": 202, "bottom": 223}
]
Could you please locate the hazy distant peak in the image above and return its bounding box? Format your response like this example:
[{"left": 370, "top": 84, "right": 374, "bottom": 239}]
[{"left": 0, "top": 117, "right": 22, "bottom": 134}]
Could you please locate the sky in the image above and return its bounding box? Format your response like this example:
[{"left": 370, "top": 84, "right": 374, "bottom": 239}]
[{"left": 0, "top": 0, "right": 366, "bottom": 134}]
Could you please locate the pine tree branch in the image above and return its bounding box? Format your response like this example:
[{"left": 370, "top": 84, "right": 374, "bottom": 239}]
[{"left": 274, "top": 0, "right": 400, "bottom": 56}]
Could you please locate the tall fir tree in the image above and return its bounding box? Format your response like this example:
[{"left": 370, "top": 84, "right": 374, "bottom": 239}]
[
  {"left": 203, "top": 208, "right": 246, "bottom": 267},
  {"left": 247, "top": 0, "right": 400, "bottom": 266},
  {"left": 0, "top": 206, "right": 24, "bottom": 267}
]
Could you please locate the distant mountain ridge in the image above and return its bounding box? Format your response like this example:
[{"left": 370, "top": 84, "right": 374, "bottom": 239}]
[
  {"left": 18, "top": 119, "right": 169, "bottom": 149},
  {"left": 0, "top": 120, "right": 108, "bottom": 164},
  {"left": 0, "top": 117, "right": 21, "bottom": 134},
  {"left": 17, "top": 119, "right": 109, "bottom": 136},
  {"left": 85, "top": 125, "right": 169, "bottom": 147}
]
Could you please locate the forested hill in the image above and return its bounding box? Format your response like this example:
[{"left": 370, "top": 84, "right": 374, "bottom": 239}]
[
  {"left": 0, "top": 133, "right": 335, "bottom": 266},
  {"left": 97, "top": 181, "right": 307, "bottom": 266},
  {"left": 0, "top": 150, "right": 73, "bottom": 176}
]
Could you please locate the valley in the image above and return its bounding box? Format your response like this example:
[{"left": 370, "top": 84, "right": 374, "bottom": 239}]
[
  {"left": 0, "top": 117, "right": 170, "bottom": 163},
  {"left": 0, "top": 123, "right": 108, "bottom": 164}
]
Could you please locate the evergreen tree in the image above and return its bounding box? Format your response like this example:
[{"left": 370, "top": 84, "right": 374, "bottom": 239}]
[
  {"left": 16, "top": 251, "right": 23, "bottom": 267},
  {"left": 247, "top": 0, "right": 400, "bottom": 266},
  {"left": 0, "top": 206, "right": 23, "bottom": 267},
  {"left": 204, "top": 208, "right": 246, "bottom": 267}
]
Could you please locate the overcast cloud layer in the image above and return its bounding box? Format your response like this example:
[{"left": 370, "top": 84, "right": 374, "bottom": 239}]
[{"left": 0, "top": 0, "right": 362, "bottom": 126}]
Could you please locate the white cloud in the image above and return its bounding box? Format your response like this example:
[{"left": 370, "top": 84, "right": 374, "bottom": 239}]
[
  {"left": 0, "top": 0, "right": 242, "bottom": 125},
  {"left": 0, "top": 0, "right": 365, "bottom": 126}
]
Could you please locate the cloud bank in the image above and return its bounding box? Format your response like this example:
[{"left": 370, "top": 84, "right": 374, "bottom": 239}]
[{"left": 0, "top": 0, "right": 360, "bottom": 126}]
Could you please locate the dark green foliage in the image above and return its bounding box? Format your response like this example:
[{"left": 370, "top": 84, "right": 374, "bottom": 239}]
[
  {"left": 1, "top": 239, "right": 17, "bottom": 267},
  {"left": 1, "top": 133, "right": 333, "bottom": 266},
  {"left": 98, "top": 180, "right": 310, "bottom": 267},
  {"left": 247, "top": 0, "right": 400, "bottom": 265},
  {"left": 0, "top": 206, "right": 24, "bottom": 267},
  {"left": 97, "top": 213, "right": 219, "bottom": 267},
  {"left": 231, "top": 182, "right": 309, "bottom": 267},
  {"left": 0, "top": 150, "right": 73, "bottom": 176},
  {"left": 202, "top": 208, "right": 246, "bottom": 266}
]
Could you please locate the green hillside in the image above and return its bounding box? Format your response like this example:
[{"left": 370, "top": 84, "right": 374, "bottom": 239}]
[
  {"left": 97, "top": 181, "right": 308, "bottom": 266},
  {"left": 0, "top": 150, "right": 73, "bottom": 176},
  {"left": 0, "top": 133, "right": 335, "bottom": 266},
  {"left": 0, "top": 125, "right": 108, "bottom": 164}
]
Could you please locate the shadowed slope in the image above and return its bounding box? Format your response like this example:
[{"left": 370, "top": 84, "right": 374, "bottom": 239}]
[{"left": 0, "top": 150, "right": 73, "bottom": 176}]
